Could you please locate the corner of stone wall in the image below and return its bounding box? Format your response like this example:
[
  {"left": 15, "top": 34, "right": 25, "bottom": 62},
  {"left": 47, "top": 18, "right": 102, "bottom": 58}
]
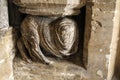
[
  {"left": 84, "top": 0, "right": 116, "bottom": 79},
  {"left": 0, "top": 0, "right": 17, "bottom": 79},
  {"left": 0, "top": 27, "right": 17, "bottom": 80}
]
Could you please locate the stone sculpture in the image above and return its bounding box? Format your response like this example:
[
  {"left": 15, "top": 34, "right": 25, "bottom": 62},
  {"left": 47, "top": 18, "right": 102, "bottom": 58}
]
[{"left": 13, "top": 0, "right": 86, "bottom": 64}]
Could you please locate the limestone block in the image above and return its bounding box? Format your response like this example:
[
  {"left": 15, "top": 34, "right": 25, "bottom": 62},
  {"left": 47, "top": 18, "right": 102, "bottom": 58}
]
[
  {"left": 13, "top": 0, "right": 86, "bottom": 16},
  {"left": 14, "top": 58, "right": 89, "bottom": 80},
  {"left": 92, "top": 0, "right": 115, "bottom": 3},
  {"left": 83, "top": 1, "right": 115, "bottom": 80},
  {"left": 0, "top": 0, "right": 16, "bottom": 80},
  {"left": 0, "top": 28, "right": 16, "bottom": 80},
  {"left": 0, "top": 0, "right": 9, "bottom": 29},
  {"left": 108, "top": 0, "right": 120, "bottom": 79}
]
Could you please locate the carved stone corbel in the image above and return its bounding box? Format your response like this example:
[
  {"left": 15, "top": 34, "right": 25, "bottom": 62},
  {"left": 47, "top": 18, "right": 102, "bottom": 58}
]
[{"left": 13, "top": 0, "right": 86, "bottom": 64}]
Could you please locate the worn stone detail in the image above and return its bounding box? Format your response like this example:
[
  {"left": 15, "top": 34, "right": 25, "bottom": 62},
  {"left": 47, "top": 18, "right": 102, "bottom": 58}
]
[
  {"left": 17, "top": 16, "right": 79, "bottom": 64},
  {"left": 13, "top": 0, "right": 86, "bottom": 16},
  {"left": 14, "top": 58, "right": 89, "bottom": 80},
  {"left": 0, "top": 0, "right": 9, "bottom": 29},
  {"left": 0, "top": 0, "right": 118, "bottom": 79},
  {"left": 107, "top": 0, "right": 120, "bottom": 79},
  {"left": 0, "top": 0, "right": 16, "bottom": 80},
  {"left": 11, "top": 0, "right": 88, "bottom": 79},
  {"left": 83, "top": 0, "right": 115, "bottom": 80},
  {"left": 12, "top": 0, "right": 85, "bottom": 65},
  {"left": 0, "top": 28, "right": 16, "bottom": 80}
]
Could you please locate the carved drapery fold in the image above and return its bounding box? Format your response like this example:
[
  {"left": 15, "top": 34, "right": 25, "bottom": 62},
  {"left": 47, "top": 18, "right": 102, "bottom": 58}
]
[{"left": 13, "top": 0, "right": 86, "bottom": 64}]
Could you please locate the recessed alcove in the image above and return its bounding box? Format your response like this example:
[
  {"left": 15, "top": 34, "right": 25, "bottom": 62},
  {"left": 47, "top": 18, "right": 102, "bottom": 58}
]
[{"left": 7, "top": 0, "right": 88, "bottom": 80}]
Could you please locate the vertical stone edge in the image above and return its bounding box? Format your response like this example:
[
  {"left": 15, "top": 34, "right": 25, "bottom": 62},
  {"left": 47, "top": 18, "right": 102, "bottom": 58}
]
[
  {"left": 107, "top": 0, "right": 120, "bottom": 79},
  {"left": 0, "top": 0, "right": 16, "bottom": 80},
  {"left": 0, "top": 28, "right": 16, "bottom": 80},
  {"left": 83, "top": 0, "right": 115, "bottom": 80},
  {"left": 83, "top": 2, "right": 92, "bottom": 68},
  {"left": 0, "top": 0, "right": 9, "bottom": 29}
]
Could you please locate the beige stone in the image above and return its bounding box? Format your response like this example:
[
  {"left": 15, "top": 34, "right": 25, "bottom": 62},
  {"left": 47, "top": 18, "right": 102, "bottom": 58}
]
[
  {"left": 0, "top": 0, "right": 16, "bottom": 80},
  {"left": 14, "top": 58, "right": 89, "bottom": 80},
  {"left": 5, "top": 0, "right": 119, "bottom": 79},
  {"left": 0, "top": 28, "right": 16, "bottom": 80},
  {"left": 13, "top": 0, "right": 86, "bottom": 16},
  {"left": 13, "top": 0, "right": 86, "bottom": 6},
  {"left": 83, "top": 0, "right": 115, "bottom": 80},
  {"left": 107, "top": 0, "right": 120, "bottom": 79},
  {"left": 0, "top": 0, "right": 9, "bottom": 29}
]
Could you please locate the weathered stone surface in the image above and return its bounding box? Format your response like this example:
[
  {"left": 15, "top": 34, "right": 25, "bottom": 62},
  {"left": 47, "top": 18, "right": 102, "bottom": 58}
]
[
  {"left": 13, "top": 0, "right": 86, "bottom": 7},
  {"left": 0, "top": 28, "right": 16, "bottom": 80},
  {"left": 14, "top": 57, "right": 89, "bottom": 80},
  {"left": 89, "top": 0, "right": 115, "bottom": 3},
  {"left": 83, "top": 0, "right": 115, "bottom": 80},
  {"left": 0, "top": 0, "right": 9, "bottom": 29},
  {"left": 14, "top": 0, "right": 84, "bottom": 4},
  {"left": 107, "top": 0, "right": 120, "bottom": 79},
  {"left": 13, "top": 0, "right": 86, "bottom": 16},
  {"left": 0, "top": 0, "right": 16, "bottom": 80},
  {"left": 17, "top": 16, "right": 79, "bottom": 64}
]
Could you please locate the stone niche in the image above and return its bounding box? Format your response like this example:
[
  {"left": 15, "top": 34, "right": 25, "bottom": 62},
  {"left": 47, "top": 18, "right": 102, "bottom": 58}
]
[
  {"left": 0, "top": 0, "right": 118, "bottom": 80},
  {"left": 7, "top": 0, "right": 89, "bottom": 80}
]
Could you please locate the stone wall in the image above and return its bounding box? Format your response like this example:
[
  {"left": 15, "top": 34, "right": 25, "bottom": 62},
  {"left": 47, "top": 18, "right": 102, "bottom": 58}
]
[
  {"left": 0, "top": 0, "right": 16, "bottom": 80},
  {"left": 0, "top": 0, "right": 118, "bottom": 80},
  {"left": 84, "top": 0, "right": 116, "bottom": 80},
  {"left": 0, "top": 28, "right": 16, "bottom": 80},
  {"left": 0, "top": 0, "right": 9, "bottom": 29},
  {"left": 108, "top": 0, "right": 120, "bottom": 79}
]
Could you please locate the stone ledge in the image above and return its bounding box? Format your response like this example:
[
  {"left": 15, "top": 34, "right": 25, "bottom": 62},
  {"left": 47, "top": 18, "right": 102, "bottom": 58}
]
[{"left": 14, "top": 57, "right": 89, "bottom": 80}]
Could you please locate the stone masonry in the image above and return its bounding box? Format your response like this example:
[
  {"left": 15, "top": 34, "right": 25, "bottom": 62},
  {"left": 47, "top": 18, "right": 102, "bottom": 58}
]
[
  {"left": 0, "top": 0, "right": 16, "bottom": 80},
  {"left": 0, "top": 0, "right": 118, "bottom": 80},
  {"left": 84, "top": 0, "right": 116, "bottom": 80}
]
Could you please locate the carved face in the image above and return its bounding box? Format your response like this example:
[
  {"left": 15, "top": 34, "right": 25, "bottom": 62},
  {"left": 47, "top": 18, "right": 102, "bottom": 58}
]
[
  {"left": 39, "top": 17, "right": 79, "bottom": 57},
  {"left": 53, "top": 18, "right": 77, "bottom": 52}
]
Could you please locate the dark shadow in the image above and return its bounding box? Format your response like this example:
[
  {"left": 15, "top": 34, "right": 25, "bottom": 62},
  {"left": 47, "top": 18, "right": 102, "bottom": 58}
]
[
  {"left": 66, "top": 6, "right": 86, "bottom": 68},
  {"left": 82, "top": 2, "right": 94, "bottom": 69},
  {"left": 7, "top": 0, "right": 26, "bottom": 27}
]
